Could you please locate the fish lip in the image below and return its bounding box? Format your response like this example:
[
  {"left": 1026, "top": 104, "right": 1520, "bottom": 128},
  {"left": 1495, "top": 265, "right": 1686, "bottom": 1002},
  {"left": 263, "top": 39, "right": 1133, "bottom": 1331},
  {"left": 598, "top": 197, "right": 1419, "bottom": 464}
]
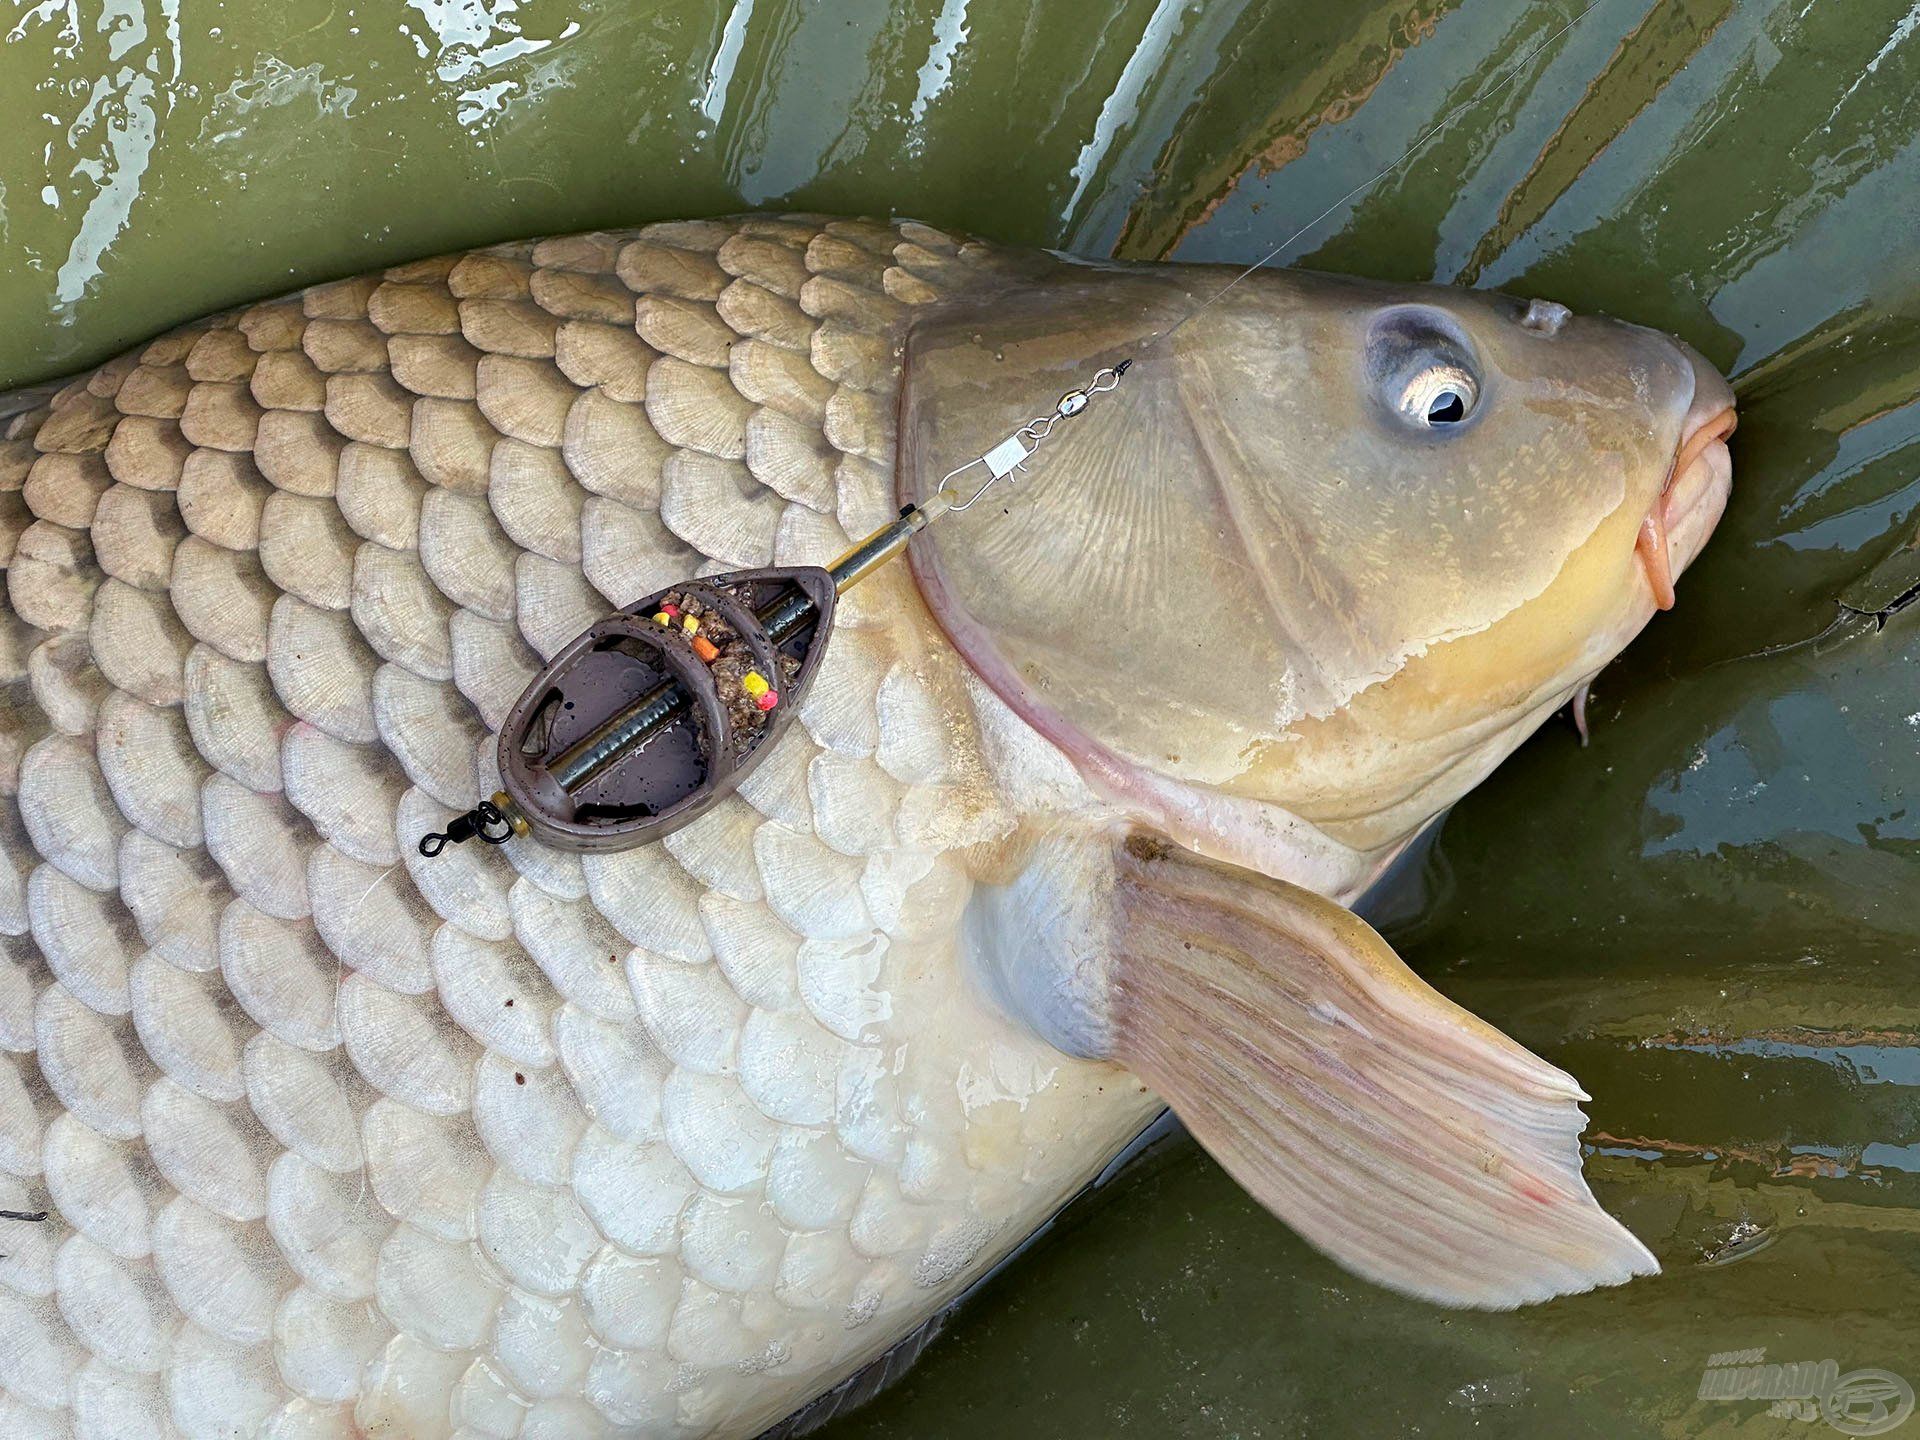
[{"left": 1641, "top": 342, "right": 1736, "bottom": 610}]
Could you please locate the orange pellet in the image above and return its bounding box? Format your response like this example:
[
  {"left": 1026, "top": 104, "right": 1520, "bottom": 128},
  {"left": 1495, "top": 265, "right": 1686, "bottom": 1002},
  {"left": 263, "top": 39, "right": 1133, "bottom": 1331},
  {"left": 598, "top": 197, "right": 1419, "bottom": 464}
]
[{"left": 691, "top": 635, "right": 719, "bottom": 662}]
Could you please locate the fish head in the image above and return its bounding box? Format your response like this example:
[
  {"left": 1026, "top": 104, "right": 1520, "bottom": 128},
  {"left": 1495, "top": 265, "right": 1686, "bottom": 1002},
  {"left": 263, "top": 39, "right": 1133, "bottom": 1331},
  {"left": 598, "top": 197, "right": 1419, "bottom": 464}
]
[{"left": 904, "top": 264, "right": 1736, "bottom": 883}]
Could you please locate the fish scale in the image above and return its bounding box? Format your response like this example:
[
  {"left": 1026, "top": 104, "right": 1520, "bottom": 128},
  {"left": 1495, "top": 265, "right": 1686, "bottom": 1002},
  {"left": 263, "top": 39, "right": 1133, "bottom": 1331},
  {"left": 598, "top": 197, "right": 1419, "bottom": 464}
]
[{"left": 0, "top": 216, "right": 1159, "bottom": 1439}]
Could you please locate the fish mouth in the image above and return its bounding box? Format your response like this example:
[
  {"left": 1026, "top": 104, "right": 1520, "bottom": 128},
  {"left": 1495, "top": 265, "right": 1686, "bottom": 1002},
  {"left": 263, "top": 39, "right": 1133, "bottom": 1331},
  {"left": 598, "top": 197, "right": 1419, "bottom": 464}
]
[{"left": 1636, "top": 342, "right": 1736, "bottom": 611}]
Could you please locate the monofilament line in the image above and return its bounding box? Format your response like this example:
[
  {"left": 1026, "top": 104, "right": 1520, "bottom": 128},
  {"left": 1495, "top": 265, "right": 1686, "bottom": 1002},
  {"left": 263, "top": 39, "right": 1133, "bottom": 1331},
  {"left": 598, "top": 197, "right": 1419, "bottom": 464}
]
[
  {"left": 923, "top": 2, "right": 1600, "bottom": 528},
  {"left": 1152, "top": 0, "right": 1603, "bottom": 350}
]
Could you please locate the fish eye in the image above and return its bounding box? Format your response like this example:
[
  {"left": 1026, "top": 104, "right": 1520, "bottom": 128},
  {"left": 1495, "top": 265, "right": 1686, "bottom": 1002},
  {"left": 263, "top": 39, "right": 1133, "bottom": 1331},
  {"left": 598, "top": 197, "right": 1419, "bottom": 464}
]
[
  {"left": 1400, "top": 364, "right": 1477, "bottom": 428},
  {"left": 1366, "top": 309, "right": 1483, "bottom": 433}
]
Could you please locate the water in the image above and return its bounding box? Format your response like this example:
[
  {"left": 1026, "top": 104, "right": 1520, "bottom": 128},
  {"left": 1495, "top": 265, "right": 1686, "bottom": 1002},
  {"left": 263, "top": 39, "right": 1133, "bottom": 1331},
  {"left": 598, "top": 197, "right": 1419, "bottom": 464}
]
[{"left": 6, "top": 1, "right": 1920, "bottom": 1435}]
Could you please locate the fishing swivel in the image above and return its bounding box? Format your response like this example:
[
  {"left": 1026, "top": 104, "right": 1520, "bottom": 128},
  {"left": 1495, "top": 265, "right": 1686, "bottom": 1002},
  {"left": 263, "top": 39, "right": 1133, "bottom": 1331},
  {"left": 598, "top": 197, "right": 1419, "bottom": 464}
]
[
  {"left": 946, "top": 359, "right": 1131, "bottom": 512},
  {"left": 417, "top": 798, "right": 517, "bottom": 856}
]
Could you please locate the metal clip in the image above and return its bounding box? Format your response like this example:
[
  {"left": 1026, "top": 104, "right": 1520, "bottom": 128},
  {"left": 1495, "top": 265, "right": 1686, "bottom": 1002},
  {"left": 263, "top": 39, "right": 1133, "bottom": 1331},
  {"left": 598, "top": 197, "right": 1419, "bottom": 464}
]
[{"left": 943, "top": 358, "right": 1131, "bottom": 513}]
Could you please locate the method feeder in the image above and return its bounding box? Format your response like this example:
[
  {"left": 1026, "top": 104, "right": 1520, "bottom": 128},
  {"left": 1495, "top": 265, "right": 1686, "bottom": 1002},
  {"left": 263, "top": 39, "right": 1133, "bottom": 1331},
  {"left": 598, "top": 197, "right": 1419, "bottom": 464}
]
[{"left": 418, "top": 360, "right": 1130, "bottom": 859}]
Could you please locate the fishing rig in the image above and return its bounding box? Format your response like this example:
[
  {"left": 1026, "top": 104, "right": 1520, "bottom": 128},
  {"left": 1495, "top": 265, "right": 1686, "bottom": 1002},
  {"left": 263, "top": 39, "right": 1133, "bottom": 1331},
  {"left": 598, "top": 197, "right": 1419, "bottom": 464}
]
[
  {"left": 414, "top": 1, "right": 1603, "bottom": 861},
  {"left": 417, "top": 361, "right": 1130, "bottom": 858}
]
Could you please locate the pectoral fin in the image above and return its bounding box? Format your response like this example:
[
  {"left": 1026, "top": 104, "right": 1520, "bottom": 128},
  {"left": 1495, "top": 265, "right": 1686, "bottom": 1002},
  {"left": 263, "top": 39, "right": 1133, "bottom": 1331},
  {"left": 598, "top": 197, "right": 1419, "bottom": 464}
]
[{"left": 971, "top": 828, "right": 1658, "bottom": 1308}]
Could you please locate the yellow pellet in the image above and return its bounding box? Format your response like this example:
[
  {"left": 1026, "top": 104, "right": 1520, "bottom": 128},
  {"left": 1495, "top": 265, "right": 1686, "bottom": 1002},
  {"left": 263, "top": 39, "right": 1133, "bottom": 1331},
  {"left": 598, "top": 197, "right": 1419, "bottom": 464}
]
[
  {"left": 652, "top": 612, "right": 671, "bottom": 626},
  {"left": 742, "top": 671, "right": 769, "bottom": 697},
  {"left": 682, "top": 615, "right": 700, "bottom": 634}
]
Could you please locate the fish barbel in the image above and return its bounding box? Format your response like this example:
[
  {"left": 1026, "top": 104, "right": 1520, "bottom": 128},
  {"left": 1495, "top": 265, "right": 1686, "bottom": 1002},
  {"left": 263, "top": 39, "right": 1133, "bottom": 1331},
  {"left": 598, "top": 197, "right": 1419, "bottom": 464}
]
[{"left": 0, "top": 215, "right": 1733, "bottom": 1438}]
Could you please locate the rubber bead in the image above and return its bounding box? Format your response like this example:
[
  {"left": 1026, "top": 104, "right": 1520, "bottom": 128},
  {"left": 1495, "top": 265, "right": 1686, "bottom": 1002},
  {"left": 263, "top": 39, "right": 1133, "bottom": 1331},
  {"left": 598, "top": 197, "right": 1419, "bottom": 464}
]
[{"left": 741, "top": 671, "right": 769, "bottom": 697}]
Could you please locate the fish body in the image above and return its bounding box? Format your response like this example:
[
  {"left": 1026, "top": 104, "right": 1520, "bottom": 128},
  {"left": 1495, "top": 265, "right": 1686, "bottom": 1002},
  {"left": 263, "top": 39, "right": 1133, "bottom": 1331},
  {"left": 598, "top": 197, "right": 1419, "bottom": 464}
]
[{"left": 0, "top": 216, "right": 1734, "bottom": 1438}]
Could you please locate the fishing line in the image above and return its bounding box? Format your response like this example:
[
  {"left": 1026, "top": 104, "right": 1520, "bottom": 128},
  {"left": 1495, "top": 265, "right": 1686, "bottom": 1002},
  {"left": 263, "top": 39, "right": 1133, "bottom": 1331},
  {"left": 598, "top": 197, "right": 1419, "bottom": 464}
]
[
  {"left": 1152, "top": 0, "right": 1602, "bottom": 351},
  {"left": 925, "top": 0, "right": 1604, "bottom": 517}
]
